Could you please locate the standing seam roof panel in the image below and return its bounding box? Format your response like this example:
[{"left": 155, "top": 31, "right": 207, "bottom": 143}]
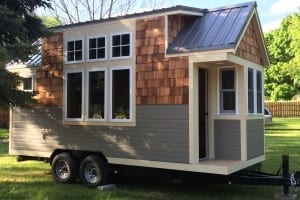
[
  {"left": 167, "top": 1, "right": 257, "bottom": 53},
  {"left": 211, "top": 8, "right": 240, "bottom": 47},
  {"left": 201, "top": 9, "right": 231, "bottom": 47}
]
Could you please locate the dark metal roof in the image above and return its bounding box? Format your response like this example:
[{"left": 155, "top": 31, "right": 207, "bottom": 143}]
[
  {"left": 167, "top": 2, "right": 257, "bottom": 54},
  {"left": 52, "top": 5, "right": 205, "bottom": 31}
]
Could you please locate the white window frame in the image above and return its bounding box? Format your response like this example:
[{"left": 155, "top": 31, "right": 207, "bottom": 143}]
[
  {"left": 247, "top": 67, "right": 263, "bottom": 115},
  {"left": 110, "top": 32, "right": 132, "bottom": 60},
  {"left": 87, "top": 35, "right": 107, "bottom": 62},
  {"left": 218, "top": 67, "right": 238, "bottom": 115},
  {"left": 110, "top": 66, "right": 133, "bottom": 122},
  {"left": 86, "top": 67, "right": 107, "bottom": 121},
  {"left": 64, "top": 69, "right": 84, "bottom": 121},
  {"left": 65, "top": 38, "right": 84, "bottom": 64}
]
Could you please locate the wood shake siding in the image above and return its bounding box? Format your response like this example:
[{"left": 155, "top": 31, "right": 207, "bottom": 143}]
[
  {"left": 168, "top": 15, "right": 191, "bottom": 44},
  {"left": 35, "top": 32, "right": 64, "bottom": 106},
  {"left": 136, "top": 16, "right": 189, "bottom": 105},
  {"left": 236, "top": 16, "right": 264, "bottom": 66}
]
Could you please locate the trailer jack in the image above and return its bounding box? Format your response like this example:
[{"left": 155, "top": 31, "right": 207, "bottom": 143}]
[{"left": 229, "top": 155, "right": 300, "bottom": 199}]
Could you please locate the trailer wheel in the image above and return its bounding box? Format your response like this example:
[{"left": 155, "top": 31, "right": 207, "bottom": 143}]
[
  {"left": 51, "top": 153, "right": 79, "bottom": 184},
  {"left": 79, "top": 155, "right": 109, "bottom": 187}
]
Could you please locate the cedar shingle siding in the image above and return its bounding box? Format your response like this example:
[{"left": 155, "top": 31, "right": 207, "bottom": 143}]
[
  {"left": 36, "top": 32, "right": 63, "bottom": 106},
  {"left": 236, "top": 16, "right": 264, "bottom": 66},
  {"left": 136, "top": 16, "right": 189, "bottom": 105}
]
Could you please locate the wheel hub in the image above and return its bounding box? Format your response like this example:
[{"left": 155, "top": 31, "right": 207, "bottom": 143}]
[
  {"left": 56, "top": 160, "right": 69, "bottom": 179},
  {"left": 85, "top": 163, "right": 99, "bottom": 183}
]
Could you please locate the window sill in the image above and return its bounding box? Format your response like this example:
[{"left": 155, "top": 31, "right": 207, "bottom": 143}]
[
  {"left": 110, "top": 55, "right": 132, "bottom": 60},
  {"left": 86, "top": 58, "right": 107, "bottom": 62},
  {"left": 65, "top": 60, "right": 84, "bottom": 64},
  {"left": 62, "top": 120, "right": 136, "bottom": 127}
]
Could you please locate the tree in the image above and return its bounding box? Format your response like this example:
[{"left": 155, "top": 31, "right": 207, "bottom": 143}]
[
  {"left": 47, "top": 0, "right": 168, "bottom": 24},
  {"left": 264, "top": 12, "right": 300, "bottom": 100},
  {"left": 0, "top": 0, "right": 52, "bottom": 109},
  {"left": 40, "top": 16, "right": 62, "bottom": 27}
]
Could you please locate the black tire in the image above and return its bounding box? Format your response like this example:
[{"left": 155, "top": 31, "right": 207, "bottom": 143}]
[
  {"left": 79, "top": 155, "right": 109, "bottom": 188},
  {"left": 51, "top": 152, "right": 79, "bottom": 184}
]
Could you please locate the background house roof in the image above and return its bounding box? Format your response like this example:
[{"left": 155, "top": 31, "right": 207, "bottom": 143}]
[
  {"left": 5, "top": 40, "right": 41, "bottom": 70},
  {"left": 167, "top": 1, "right": 257, "bottom": 54}
]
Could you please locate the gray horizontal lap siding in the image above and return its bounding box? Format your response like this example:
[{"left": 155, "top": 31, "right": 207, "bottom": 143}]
[
  {"left": 247, "top": 119, "right": 264, "bottom": 159},
  {"left": 214, "top": 120, "right": 241, "bottom": 160},
  {"left": 11, "top": 105, "right": 189, "bottom": 163}
]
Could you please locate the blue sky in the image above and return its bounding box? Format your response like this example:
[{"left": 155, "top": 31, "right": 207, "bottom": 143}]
[{"left": 165, "top": 0, "right": 300, "bottom": 32}]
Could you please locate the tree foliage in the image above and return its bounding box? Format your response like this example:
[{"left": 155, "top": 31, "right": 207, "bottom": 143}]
[
  {"left": 0, "top": 0, "right": 51, "bottom": 109},
  {"left": 264, "top": 12, "right": 300, "bottom": 100}
]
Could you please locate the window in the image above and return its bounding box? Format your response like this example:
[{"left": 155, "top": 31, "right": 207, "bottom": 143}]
[
  {"left": 66, "top": 39, "right": 83, "bottom": 63},
  {"left": 111, "top": 67, "right": 132, "bottom": 121},
  {"left": 88, "top": 69, "right": 106, "bottom": 120},
  {"left": 248, "top": 69, "right": 254, "bottom": 113},
  {"left": 88, "top": 36, "right": 106, "bottom": 61},
  {"left": 111, "top": 32, "right": 131, "bottom": 58},
  {"left": 66, "top": 71, "right": 83, "bottom": 119},
  {"left": 220, "top": 68, "right": 236, "bottom": 114},
  {"left": 256, "top": 71, "right": 262, "bottom": 113},
  {"left": 247, "top": 68, "right": 263, "bottom": 114},
  {"left": 18, "top": 77, "right": 34, "bottom": 92}
]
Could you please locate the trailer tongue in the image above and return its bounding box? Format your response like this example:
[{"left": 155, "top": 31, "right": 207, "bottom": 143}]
[{"left": 227, "top": 155, "right": 299, "bottom": 199}]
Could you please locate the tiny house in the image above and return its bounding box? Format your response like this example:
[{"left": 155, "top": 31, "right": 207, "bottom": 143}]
[{"left": 9, "top": 1, "right": 269, "bottom": 187}]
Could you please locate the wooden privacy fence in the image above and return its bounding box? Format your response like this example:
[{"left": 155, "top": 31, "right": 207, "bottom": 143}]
[
  {"left": 0, "top": 109, "right": 9, "bottom": 128},
  {"left": 265, "top": 101, "right": 300, "bottom": 117}
]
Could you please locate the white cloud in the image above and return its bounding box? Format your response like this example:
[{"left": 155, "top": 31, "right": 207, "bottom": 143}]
[
  {"left": 270, "top": 0, "right": 300, "bottom": 15},
  {"left": 263, "top": 19, "right": 281, "bottom": 32}
]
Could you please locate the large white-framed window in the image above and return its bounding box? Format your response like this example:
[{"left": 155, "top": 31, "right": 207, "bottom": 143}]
[
  {"left": 247, "top": 67, "right": 263, "bottom": 114},
  {"left": 110, "top": 32, "right": 132, "bottom": 59},
  {"left": 87, "top": 35, "right": 107, "bottom": 61},
  {"left": 87, "top": 68, "right": 107, "bottom": 121},
  {"left": 65, "top": 38, "right": 84, "bottom": 64},
  {"left": 219, "top": 67, "right": 237, "bottom": 114},
  {"left": 65, "top": 69, "right": 84, "bottom": 121},
  {"left": 110, "top": 66, "right": 133, "bottom": 122}
]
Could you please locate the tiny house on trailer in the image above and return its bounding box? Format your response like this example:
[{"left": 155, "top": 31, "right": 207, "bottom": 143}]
[{"left": 9, "top": 1, "right": 270, "bottom": 187}]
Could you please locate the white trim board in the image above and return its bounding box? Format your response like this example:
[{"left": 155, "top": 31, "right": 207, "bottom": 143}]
[{"left": 107, "top": 155, "right": 265, "bottom": 175}]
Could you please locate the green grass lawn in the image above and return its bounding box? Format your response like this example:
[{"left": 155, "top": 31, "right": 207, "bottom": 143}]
[
  {"left": 0, "top": 128, "right": 9, "bottom": 138},
  {"left": 0, "top": 118, "right": 300, "bottom": 199}
]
